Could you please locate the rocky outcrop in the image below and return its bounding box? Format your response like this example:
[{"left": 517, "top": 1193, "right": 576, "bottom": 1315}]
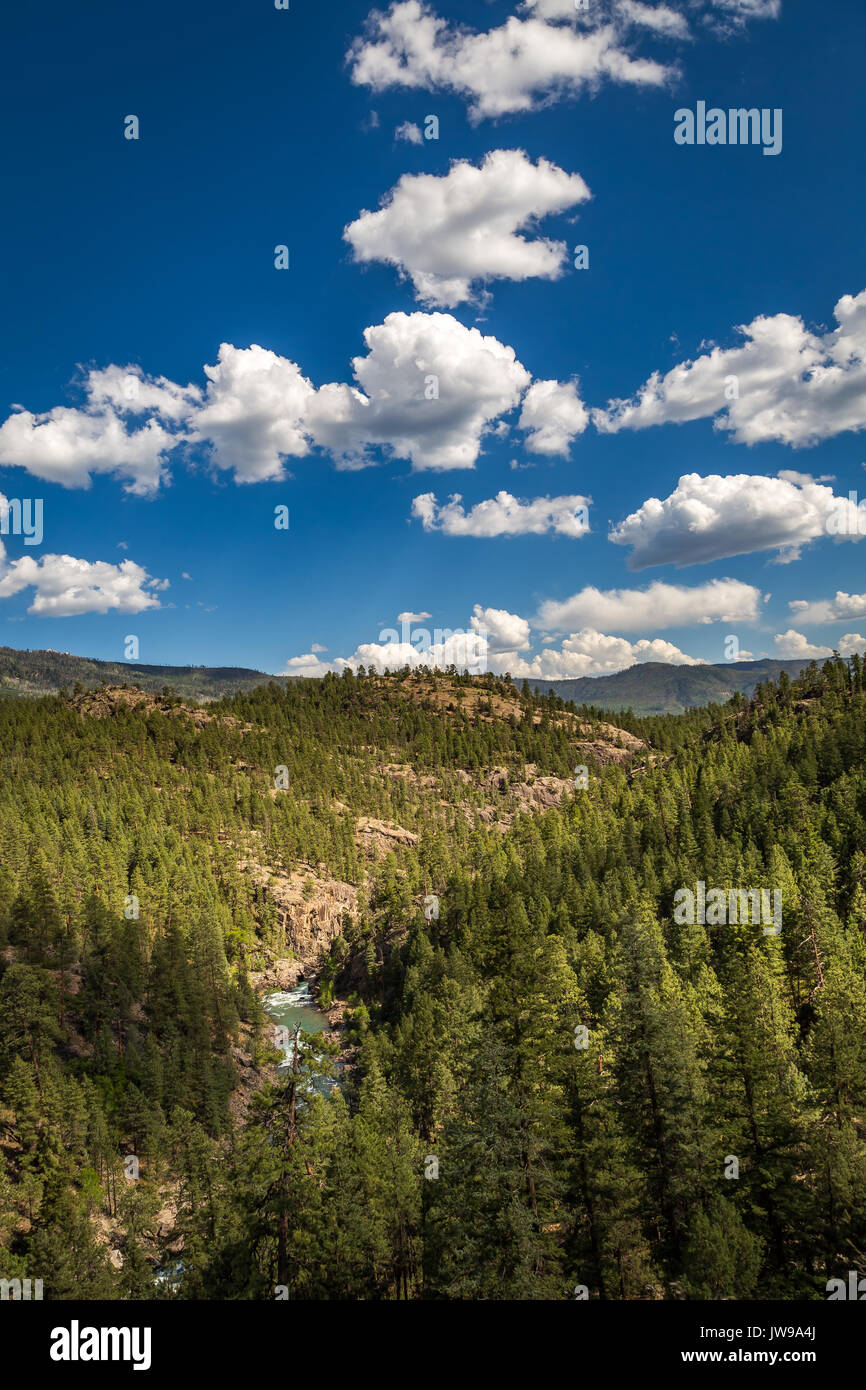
[
  {"left": 509, "top": 773, "right": 578, "bottom": 812},
  {"left": 238, "top": 859, "right": 357, "bottom": 970},
  {"left": 354, "top": 817, "right": 419, "bottom": 858},
  {"left": 572, "top": 723, "right": 645, "bottom": 765},
  {"left": 71, "top": 684, "right": 251, "bottom": 731},
  {"left": 247, "top": 957, "right": 309, "bottom": 992}
]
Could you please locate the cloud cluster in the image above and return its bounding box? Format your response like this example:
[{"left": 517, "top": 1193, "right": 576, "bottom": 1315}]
[
  {"left": 610, "top": 470, "right": 854, "bottom": 569},
  {"left": 10, "top": 287, "right": 863, "bottom": 495},
  {"left": 285, "top": 619, "right": 702, "bottom": 680},
  {"left": 595, "top": 290, "right": 866, "bottom": 448},
  {"left": 774, "top": 630, "right": 865, "bottom": 659},
  {"left": 344, "top": 149, "right": 590, "bottom": 307},
  {"left": 283, "top": 578, "right": 767, "bottom": 681},
  {"left": 0, "top": 313, "right": 586, "bottom": 491},
  {"left": 348, "top": 1, "right": 677, "bottom": 121},
  {"left": 348, "top": 0, "right": 776, "bottom": 121},
  {"left": 536, "top": 577, "right": 762, "bottom": 633},
  {"left": 411, "top": 489, "right": 590, "bottom": 537}
]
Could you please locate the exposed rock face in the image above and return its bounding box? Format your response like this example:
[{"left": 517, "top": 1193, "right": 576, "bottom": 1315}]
[
  {"left": 470, "top": 769, "right": 577, "bottom": 827},
  {"left": 248, "top": 957, "right": 309, "bottom": 992},
  {"left": 354, "top": 817, "right": 419, "bottom": 858},
  {"left": 70, "top": 685, "right": 250, "bottom": 731},
  {"left": 572, "top": 723, "right": 645, "bottom": 765},
  {"left": 238, "top": 859, "right": 357, "bottom": 970},
  {"left": 509, "top": 773, "right": 578, "bottom": 813},
  {"left": 486, "top": 767, "right": 510, "bottom": 791}
]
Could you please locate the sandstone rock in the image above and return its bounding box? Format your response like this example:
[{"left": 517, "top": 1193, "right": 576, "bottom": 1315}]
[{"left": 238, "top": 859, "right": 357, "bottom": 970}]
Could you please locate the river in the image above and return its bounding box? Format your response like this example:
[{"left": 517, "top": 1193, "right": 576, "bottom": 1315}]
[{"left": 261, "top": 979, "right": 337, "bottom": 1093}]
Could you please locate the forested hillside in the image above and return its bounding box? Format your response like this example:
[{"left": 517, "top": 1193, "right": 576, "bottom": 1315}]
[
  {"left": 0, "top": 660, "right": 864, "bottom": 1300},
  {"left": 0, "top": 645, "right": 820, "bottom": 715},
  {"left": 0, "top": 645, "right": 282, "bottom": 701},
  {"left": 530, "top": 656, "right": 816, "bottom": 715}
]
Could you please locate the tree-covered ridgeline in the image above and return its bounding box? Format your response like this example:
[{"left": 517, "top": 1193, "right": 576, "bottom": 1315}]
[{"left": 0, "top": 657, "right": 864, "bottom": 1298}]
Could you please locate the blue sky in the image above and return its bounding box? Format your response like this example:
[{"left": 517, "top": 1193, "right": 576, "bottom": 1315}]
[{"left": 1, "top": 0, "right": 865, "bottom": 679}]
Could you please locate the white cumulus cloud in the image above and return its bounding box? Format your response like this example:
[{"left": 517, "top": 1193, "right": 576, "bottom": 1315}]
[
  {"left": 711, "top": 0, "right": 780, "bottom": 21},
  {"left": 470, "top": 604, "right": 532, "bottom": 653},
  {"left": 0, "top": 406, "right": 179, "bottom": 496},
  {"left": 500, "top": 628, "right": 703, "bottom": 679},
  {"left": 411, "top": 489, "right": 590, "bottom": 537},
  {"left": 344, "top": 149, "right": 590, "bottom": 307},
  {"left": 610, "top": 470, "right": 853, "bottom": 569},
  {"left": 190, "top": 343, "right": 315, "bottom": 483},
  {"left": 345, "top": 629, "right": 489, "bottom": 674},
  {"left": 594, "top": 289, "right": 866, "bottom": 449},
  {"left": 307, "top": 311, "right": 531, "bottom": 470},
  {"left": 788, "top": 591, "right": 866, "bottom": 625},
  {"left": 347, "top": 0, "right": 673, "bottom": 122},
  {"left": 773, "top": 630, "right": 833, "bottom": 660},
  {"left": 282, "top": 610, "right": 703, "bottom": 681},
  {"left": 0, "top": 366, "right": 204, "bottom": 496},
  {"left": 282, "top": 652, "right": 336, "bottom": 677},
  {"left": 537, "top": 577, "right": 762, "bottom": 633},
  {"left": 616, "top": 2, "right": 691, "bottom": 38},
  {"left": 85, "top": 365, "right": 202, "bottom": 422},
  {"left": 518, "top": 379, "right": 588, "bottom": 455},
  {"left": 0, "top": 539, "right": 167, "bottom": 617}
]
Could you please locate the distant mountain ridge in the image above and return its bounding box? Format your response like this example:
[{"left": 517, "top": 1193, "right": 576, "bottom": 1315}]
[
  {"left": 0, "top": 646, "right": 284, "bottom": 700},
  {"left": 0, "top": 645, "right": 828, "bottom": 714},
  {"left": 528, "top": 658, "right": 821, "bottom": 715}
]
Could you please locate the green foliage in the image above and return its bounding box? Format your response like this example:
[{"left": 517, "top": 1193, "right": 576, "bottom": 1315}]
[{"left": 0, "top": 656, "right": 864, "bottom": 1299}]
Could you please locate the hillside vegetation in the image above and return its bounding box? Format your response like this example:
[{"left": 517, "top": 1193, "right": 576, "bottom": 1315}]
[
  {"left": 0, "top": 645, "right": 280, "bottom": 701},
  {"left": 0, "top": 660, "right": 864, "bottom": 1299},
  {"left": 0, "top": 644, "right": 822, "bottom": 714}
]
